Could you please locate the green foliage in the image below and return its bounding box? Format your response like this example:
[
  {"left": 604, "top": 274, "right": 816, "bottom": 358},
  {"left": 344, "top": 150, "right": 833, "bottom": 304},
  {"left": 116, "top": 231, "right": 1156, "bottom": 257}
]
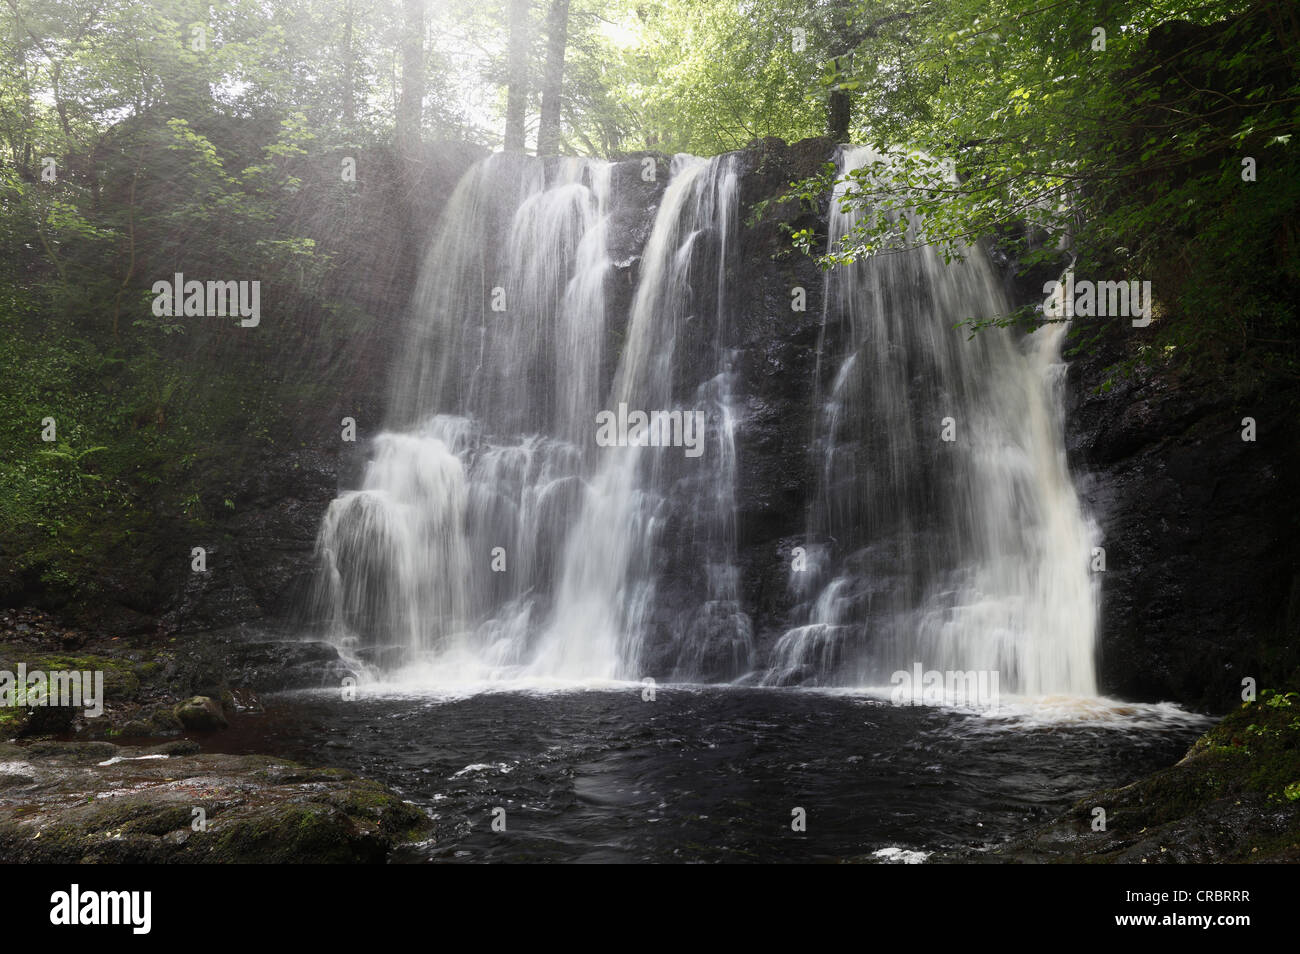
[
  {"left": 753, "top": 0, "right": 1300, "bottom": 381},
  {"left": 596, "top": 0, "right": 862, "bottom": 154},
  {"left": 0, "top": 3, "right": 365, "bottom": 601}
]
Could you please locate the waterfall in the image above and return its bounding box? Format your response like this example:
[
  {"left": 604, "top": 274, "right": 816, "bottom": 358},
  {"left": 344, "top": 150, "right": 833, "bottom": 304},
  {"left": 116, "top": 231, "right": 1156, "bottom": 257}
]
[
  {"left": 307, "top": 144, "right": 1097, "bottom": 699},
  {"left": 765, "top": 146, "right": 1098, "bottom": 696},
  {"left": 310, "top": 152, "right": 749, "bottom": 684},
  {"left": 535, "top": 155, "right": 752, "bottom": 681}
]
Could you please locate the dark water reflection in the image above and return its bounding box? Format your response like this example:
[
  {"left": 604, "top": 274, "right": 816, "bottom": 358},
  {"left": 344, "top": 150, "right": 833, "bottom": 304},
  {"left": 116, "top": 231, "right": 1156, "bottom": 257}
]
[{"left": 205, "top": 686, "right": 1209, "bottom": 863}]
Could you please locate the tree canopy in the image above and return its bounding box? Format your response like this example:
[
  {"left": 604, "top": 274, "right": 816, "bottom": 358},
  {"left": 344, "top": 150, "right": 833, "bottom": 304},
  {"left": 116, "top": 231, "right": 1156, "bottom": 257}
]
[{"left": 0, "top": 0, "right": 1296, "bottom": 606}]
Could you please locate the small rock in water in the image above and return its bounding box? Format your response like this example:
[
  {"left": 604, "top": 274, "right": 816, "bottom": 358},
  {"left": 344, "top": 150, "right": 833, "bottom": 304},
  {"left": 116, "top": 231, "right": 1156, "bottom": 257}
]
[{"left": 174, "top": 696, "right": 229, "bottom": 731}]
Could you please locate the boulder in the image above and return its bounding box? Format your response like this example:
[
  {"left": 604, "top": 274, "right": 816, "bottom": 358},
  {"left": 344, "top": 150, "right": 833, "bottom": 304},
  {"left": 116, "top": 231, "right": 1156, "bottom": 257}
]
[{"left": 174, "top": 696, "right": 228, "bottom": 731}]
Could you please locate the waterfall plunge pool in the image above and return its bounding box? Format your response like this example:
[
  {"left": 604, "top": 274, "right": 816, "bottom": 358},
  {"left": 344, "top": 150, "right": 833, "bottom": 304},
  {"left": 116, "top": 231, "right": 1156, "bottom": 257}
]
[{"left": 200, "top": 683, "right": 1209, "bottom": 863}]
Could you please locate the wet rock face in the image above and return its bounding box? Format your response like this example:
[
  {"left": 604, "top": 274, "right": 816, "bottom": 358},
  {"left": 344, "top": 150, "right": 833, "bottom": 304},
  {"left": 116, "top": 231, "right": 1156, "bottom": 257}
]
[
  {"left": 216, "top": 632, "right": 357, "bottom": 692},
  {"left": 0, "top": 740, "right": 430, "bottom": 863},
  {"left": 730, "top": 138, "right": 839, "bottom": 662},
  {"left": 1063, "top": 320, "right": 1300, "bottom": 712},
  {"left": 627, "top": 137, "right": 838, "bottom": 678},
  {"left": 159, "top": 447, "right": 343, "bottom": 634}
]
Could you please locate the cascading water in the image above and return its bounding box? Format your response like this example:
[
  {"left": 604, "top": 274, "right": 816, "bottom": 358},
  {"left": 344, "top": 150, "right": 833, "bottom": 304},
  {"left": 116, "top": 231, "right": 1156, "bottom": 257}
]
[
  {"left": 535, "top": 155, "right": 752, "bottom": 682},
  {"left": 765, "top": 146, "right": 1098, "bottom": 697},
  {"left": 310, "top": 152, "right": 750, "bottom": 684},
  {"left": 308, "top": 143, "right": 1096, "bottom": 698}
]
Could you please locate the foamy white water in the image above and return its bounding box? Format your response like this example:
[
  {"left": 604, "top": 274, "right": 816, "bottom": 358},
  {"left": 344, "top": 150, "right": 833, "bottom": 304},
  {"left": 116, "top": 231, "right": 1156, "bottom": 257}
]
[
  {"left": 309, "top": 145, "right": 1102, "bottom": 702},
  {"left": 767, "top": 146, "right": 1099, "bottom": 696},
  {"left": 310, "top": 153, "right": 749, "bottom": 685}
]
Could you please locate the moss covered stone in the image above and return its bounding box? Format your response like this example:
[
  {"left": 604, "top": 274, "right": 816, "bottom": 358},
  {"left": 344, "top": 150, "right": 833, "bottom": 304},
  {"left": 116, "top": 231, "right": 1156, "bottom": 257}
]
[
  {"left": 173, "top": 695, "right": 228, "bottom": 731},
  {"left": 0, "top": 741, "right": 433, "bottom": 863},
  {"left": 935, "top": 689, "right": 1300, "bottom": 863}
]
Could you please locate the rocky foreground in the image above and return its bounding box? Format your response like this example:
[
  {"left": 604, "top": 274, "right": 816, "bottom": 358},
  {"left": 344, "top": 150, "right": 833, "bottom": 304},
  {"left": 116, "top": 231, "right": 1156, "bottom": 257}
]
[
  {"left": 0, "top": 607, "right": 434, "bottom": 863},
  {"left": 0, "top": 740, "right": 429, "bottom": 863}
]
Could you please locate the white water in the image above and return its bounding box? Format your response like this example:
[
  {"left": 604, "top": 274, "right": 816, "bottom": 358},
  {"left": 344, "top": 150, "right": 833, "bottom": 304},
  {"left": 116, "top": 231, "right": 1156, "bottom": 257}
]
[
  {"left": 534, "top": 155, "right": 751, "bottom": 681},
  {"left": 311, "top": 153, "right": 749, "bottom": 685},
  {"left": 309, "top": 145, "right": 1099, "bottom": 701},
  {"left": 766, "top": 147, "right": 1099, "bottom": 696}
]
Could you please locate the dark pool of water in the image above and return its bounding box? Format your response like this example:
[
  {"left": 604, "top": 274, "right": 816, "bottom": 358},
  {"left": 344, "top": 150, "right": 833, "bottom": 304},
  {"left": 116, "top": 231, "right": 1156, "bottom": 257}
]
[{"left": 203, "top": 686, "right": 1208, "bottom": 863}]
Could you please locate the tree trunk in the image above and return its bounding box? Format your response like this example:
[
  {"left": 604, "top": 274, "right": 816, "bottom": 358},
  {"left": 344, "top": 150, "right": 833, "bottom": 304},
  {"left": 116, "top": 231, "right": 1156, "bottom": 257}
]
[
  {"left": 827, "top": 91, "right": 851, "bottom": 142},
  {"left": 341, "top": 0, "right": 357, "bottom": 127},
  {"left": 396, "top": 0, "right": 426, "bottom": 166},
  {"left": 504, "top": 0, "right": 531, "bottom": 152},
  {"left": 536, "top": 0, "right": 570, "bottom": 156},
  {"left": 827, "top": 57, "right": 852, "bottom": 142}
]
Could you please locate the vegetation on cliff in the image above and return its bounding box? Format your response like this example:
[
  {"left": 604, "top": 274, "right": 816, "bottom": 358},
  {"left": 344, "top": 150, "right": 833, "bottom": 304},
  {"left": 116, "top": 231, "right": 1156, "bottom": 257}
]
[{"left": 975, "top": 689, "right": 1300, "bottom": 862}]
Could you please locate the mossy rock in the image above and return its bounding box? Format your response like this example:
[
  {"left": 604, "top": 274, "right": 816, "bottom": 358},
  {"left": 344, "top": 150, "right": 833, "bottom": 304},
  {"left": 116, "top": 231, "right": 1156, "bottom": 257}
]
[
  {"left": 951, "top": 688, "right": 1300, "bottom": 863},
  {"left": 174, "top": 695, "right": 228, "bottom": 731},
  {"left": 0, "top": 742, "right": 433, "bottom": 863},
  {"left": 0, "top": 651, "right": 145, "bottom": 702}
]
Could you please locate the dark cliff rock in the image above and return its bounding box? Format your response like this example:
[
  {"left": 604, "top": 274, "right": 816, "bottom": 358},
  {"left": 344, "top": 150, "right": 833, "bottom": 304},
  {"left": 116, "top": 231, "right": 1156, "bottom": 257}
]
[
  {"left": 732, "top": 137, "right": 840, "bottom": 657},
  {"left": 154, "top": 446, "right": 343, "bottom": 634},
  {"left": 1063, "top": 319, "right": 1300, "bottom": 712}
]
